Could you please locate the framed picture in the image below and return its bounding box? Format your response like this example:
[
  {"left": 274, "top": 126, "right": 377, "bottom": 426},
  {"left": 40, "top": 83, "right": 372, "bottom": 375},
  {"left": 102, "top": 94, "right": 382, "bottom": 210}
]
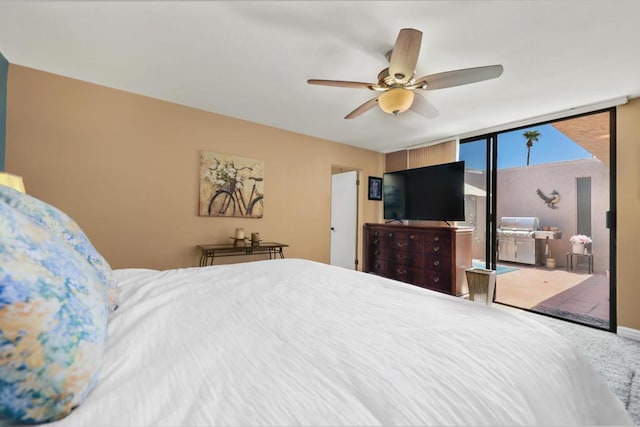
[
  {"left": 199, "top": 151, "right": 264, "bottom": 218},
  {"left": 368, "top": 176, "right": 383, "bottom": 201}
]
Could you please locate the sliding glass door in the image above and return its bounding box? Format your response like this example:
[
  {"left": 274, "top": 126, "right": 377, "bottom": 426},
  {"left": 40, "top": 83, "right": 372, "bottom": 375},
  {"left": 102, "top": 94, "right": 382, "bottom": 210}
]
[
  {"left": 459, "top": 137, "right": 493, "bottom": 270},
  {"left": 459, "top": 109, "right": 616, "bottom": 331}
]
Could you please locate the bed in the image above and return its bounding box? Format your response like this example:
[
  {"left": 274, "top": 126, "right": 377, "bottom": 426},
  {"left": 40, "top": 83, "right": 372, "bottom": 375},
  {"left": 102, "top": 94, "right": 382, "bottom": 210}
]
[{"left": 0, "top": 187, "right": 633, "bottom": 426}]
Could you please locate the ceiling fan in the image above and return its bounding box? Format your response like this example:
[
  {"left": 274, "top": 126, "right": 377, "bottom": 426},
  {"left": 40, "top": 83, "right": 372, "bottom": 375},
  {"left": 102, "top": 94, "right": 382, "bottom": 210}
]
[{"left": 307, "top": 28, "right": 503, "bottom": 119}]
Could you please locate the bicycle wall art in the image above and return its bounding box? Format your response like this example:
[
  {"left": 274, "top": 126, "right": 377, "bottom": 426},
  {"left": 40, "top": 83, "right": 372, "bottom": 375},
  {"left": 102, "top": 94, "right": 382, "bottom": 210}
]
[{"left": 199, "top": 151, "right": 264, "bottom": 218}]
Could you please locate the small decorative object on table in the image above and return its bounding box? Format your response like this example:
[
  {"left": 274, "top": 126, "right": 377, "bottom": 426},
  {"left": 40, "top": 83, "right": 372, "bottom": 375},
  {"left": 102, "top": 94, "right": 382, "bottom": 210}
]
[
  {"left": 251, "top": 232, "right": 260, "bottom": 246},
  {"left": 231, "top": 228, "right": 246, "bottom": 247},
  {"left": 235, "top": 228, "right": 245, "bottom": 239},
  {"left": 230, "top": 238, "right": 246, "bottom": 248},
  {"left": 570, "top": 234, "right": 591, "bottom": 254}
]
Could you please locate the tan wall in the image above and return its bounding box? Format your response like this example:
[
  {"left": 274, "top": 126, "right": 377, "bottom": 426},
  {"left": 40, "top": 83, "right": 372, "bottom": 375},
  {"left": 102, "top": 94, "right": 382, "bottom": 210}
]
[
  {"left": 616, "top": 98, "right": 640, "bottom": 330},
  {"left": 5, "top": 65, "right": 384, "bottom": 270}
]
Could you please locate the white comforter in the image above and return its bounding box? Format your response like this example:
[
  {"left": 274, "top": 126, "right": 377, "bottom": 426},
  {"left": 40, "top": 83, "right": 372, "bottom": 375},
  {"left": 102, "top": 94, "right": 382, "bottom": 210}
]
[{"left": 54, "top": 259, "right": 631, "bottom": 426}]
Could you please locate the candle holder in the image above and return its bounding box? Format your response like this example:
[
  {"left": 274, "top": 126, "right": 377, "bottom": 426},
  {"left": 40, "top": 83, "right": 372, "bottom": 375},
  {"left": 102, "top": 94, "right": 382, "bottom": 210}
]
[
  {"left": 231, "top": 237, "right": 247, "bottom": 248},
  {"left": 234, "top": 228, "right": 245, "bottom": 240},
  {"left": 251, "top": 232, "right": 261, "bottom": 246}
]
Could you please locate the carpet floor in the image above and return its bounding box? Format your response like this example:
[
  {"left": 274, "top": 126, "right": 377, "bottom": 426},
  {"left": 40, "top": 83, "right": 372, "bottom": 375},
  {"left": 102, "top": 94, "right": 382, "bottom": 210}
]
[{"left": 518, "top": 310, "right": 640, "bottom": 425}]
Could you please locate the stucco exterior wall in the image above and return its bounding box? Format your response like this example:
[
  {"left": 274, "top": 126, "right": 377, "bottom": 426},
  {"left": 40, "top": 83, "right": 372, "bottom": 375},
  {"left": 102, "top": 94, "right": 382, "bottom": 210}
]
[{"left": 497, "top": 158, "right": 609, "bottom": 272}]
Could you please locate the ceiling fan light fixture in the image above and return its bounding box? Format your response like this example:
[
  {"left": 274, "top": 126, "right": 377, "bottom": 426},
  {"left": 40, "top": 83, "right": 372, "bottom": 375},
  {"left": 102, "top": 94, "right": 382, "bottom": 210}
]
[
  {"left": 378, "top": 88, "right": 414, "bottom": 115},
  {"left": 307, "top": 29, "right": 502, "bottom": 120}
]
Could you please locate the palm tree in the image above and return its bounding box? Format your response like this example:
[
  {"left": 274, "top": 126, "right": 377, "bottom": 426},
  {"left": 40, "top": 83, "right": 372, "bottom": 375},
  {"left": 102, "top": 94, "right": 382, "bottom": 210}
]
[{"left": 523, "top": 130, "right": 541, "bottom": 166}]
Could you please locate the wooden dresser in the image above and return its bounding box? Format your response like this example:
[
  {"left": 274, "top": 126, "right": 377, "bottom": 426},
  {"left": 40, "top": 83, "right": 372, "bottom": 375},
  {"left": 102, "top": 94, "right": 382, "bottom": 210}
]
[{"left": 363, "top": 223, "right": 473, "bottom": 296}]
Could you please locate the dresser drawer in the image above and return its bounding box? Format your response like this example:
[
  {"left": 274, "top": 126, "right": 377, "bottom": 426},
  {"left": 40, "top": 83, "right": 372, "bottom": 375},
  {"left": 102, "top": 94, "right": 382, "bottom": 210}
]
[
  {"left": 369, "top": 229, "right": 425, "bottom": 252},
  {"left": 388, "top": 238, "right": 424, "bottom": 253},
  {"left": 368, "top": 258, "right": 390, "bottom": 276},
  {"left": 423, "top": 231, "right": 451, "bottom": 245},
  {"left": 424, "top": 241, "right": 451, "bottom": 258},
  {"left": 368, "top": 233, "right": 386, "bottom": 249},
  {"left": 389, "top": 265, "right": 448, "bottom": 290},
  {"left": 387, "top": 230, "right": 425, "bottom": 242},
  {"left": 369, "top": 228, "right": 396, "bottom": 242},
  {"left": 369, "top": 228, "right": 422, "bottom": 241},
  {"left": 423, "top": 256, "right": 449, "bottom": 272},
  {"left": 387, "top": 264, "right": 422, "bottom": 284},
  {"left": 417, "top": 270, "right": 452, "bottom": 292},
  {"left": 386, "top": 249, "right": 425, "bottom": 268},
  {"left": 369, "top": 245, "right": 396, "bottom": 261}
]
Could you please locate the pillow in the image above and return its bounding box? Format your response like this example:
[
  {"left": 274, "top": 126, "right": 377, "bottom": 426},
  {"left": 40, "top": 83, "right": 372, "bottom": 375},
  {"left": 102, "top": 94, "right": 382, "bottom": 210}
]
[
  {"left": 0, "top": 185, "right": 117, "bottom": 310},
  {"left": 0, "top": 202, "right": 109, "bottom": 423}
]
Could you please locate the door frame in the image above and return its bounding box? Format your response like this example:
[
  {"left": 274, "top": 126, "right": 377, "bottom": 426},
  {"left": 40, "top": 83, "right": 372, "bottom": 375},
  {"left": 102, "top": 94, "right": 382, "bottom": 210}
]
[{"left": 330, "top": 168, "right": 359, "bottom": 269}]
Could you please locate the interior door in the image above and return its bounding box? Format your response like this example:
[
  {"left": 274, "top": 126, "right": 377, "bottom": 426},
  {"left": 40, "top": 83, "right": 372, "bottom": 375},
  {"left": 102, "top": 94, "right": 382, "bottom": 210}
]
[{"left": 330, "top": 170, "right": 358, "bottom": 269}]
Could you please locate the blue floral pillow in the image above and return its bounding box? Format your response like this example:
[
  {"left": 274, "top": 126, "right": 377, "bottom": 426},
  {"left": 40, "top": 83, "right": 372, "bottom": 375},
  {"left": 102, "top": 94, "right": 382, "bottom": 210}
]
[
  {"left": 0, "top": 202, "right": 109, "bottom": 423},
  {"left": 0, "top": 186, "right": 117, "bottom": 310}
]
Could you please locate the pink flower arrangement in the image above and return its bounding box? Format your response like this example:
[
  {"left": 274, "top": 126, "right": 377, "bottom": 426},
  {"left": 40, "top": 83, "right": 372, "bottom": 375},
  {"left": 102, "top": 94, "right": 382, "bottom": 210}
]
[{"left": 570, "top": 234, "right": 592, "bottom": 244}]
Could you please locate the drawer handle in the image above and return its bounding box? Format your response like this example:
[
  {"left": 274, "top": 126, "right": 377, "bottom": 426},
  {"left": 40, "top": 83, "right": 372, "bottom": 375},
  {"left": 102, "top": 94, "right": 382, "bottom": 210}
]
[
  {"left": 387, "top": 232, "right": 393, "bottom": 238},
  {"left": 396, "top": 254, "right": 407, "bottom": 260},
  {"left": 374, "top": 231, "right": 380, "bottom": 237},
  {"left": 433, "top": 246, "right": 440, "bottom": 252},
  {"left": 433, "top": 260, "right": 440, "bottom": 266},
  {"left": 409, "top": 234, "right": 416, "bottom": 240},
  {"left": 374, "top": 239, "right": 379, "bottom": 245},
  {"left": 434, "top": 236, "right": 440, "bottom": 242},
  {"left": 396, "top": 268, "right": 407, "bottom": 275},
  {"left": 374, "top": 250, "right": 381, "bottom": 256},
  {"left": 433, "top": 277, "right": 440, "bottom": 283},
  {"left": 396, "top": 242, "right": 406, "bottom": 248}
]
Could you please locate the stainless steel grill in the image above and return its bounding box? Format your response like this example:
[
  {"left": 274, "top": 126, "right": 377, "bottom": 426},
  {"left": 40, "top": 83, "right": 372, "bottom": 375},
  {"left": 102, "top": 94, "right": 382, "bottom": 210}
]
[{"left": 497, "top": 216, "right": 539, "bottom": 265}]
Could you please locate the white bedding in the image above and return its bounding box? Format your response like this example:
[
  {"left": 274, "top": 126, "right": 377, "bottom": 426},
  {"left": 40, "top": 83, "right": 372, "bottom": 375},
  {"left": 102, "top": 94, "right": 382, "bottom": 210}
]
[{"left": 53, "top": 259, "right": 631, "bottom": 426}]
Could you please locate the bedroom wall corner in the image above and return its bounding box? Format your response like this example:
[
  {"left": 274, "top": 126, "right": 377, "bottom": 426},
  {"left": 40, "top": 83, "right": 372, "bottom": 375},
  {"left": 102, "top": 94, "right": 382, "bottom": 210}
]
[
  {"left": 0, "top": 52, "right": 8, "bottom": 171},
  {"left": 5, "top": 65, "right": 385, "bottom": 270},
  {"left": 616, "top": 97, "right": 640, "bottom": 331}
]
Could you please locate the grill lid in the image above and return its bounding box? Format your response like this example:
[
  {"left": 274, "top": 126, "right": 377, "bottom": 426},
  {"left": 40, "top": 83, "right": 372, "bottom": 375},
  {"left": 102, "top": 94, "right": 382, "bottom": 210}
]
[{"left": 498, "top": 216, "right": 540, "bottom": 231}]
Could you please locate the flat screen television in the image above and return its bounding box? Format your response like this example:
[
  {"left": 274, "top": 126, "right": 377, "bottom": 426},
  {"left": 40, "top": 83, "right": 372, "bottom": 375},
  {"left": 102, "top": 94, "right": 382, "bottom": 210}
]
[{"left": 383, "top": 160, "right": 465, "bottom": 222}]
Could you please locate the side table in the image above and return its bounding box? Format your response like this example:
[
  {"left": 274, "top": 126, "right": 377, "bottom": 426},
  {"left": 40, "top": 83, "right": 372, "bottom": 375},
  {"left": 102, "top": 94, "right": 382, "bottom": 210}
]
[
  {"left": 566, "top": 252, "right": 593, "bottom": 274},
  {"left": 197, "top": 242, "right": 289, "bottom": 267}
]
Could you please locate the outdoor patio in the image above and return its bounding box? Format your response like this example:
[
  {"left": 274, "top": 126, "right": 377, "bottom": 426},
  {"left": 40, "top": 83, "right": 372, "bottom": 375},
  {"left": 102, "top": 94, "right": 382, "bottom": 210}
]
[{"left": 489, "top": 261, "right": 609, "bottom": 329}]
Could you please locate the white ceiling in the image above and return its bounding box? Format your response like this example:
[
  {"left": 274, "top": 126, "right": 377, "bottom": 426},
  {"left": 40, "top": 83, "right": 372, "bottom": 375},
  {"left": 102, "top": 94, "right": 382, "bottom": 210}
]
[{"left": 1, "top": 1, "right": 639, "bottom": 153}]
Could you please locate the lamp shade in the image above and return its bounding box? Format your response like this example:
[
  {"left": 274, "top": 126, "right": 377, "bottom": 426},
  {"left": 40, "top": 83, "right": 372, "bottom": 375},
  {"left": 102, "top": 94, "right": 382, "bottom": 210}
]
[
  {"left": 0, "top": 172, "right": 26, "bottom": 193},
  {"left": 378, "top": 88, "right": 415, "bottom": 115}
]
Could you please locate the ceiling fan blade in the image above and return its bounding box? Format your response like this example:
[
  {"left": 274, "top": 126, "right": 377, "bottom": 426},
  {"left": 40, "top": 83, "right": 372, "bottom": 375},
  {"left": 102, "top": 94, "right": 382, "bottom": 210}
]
[
  {"left": 414, "top": 65, "right": 503, "bottom": 90},
  {"left": 307, "top": 79, "right": 375, "bottom": 89},
  {"left": 411, "top": 92, "right": 439, "bottom": 119},
  {"left": 344, "top": 96, "right": 379, "bottom": 120},
  {"left": 389, "top": 28, "right": 422, "bottom": 84}
]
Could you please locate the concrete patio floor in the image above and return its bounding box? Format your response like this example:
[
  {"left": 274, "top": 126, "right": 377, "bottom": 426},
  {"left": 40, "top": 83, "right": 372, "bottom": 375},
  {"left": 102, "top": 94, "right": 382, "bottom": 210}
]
[{"left": 489, "top": 261, "right": 610, "bottom": 329}]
